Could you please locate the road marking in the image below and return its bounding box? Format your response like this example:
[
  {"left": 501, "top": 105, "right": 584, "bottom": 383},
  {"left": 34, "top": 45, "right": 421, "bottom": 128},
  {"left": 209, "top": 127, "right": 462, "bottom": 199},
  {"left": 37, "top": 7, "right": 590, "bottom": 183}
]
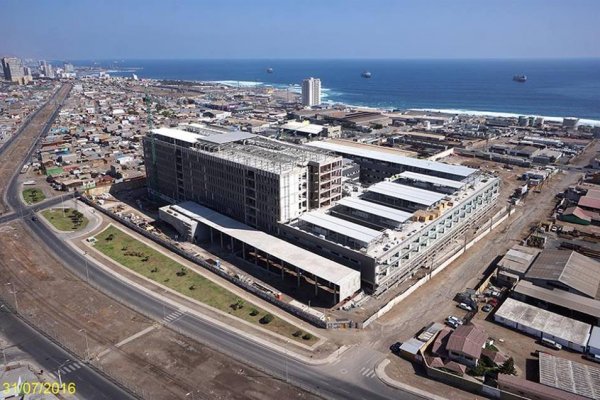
[
  {"left": 359, "top": 367, "right": 367, "bottom": 374},
  {"left": 71, "top": 363, "right": 81, "bottom": 370},
  {"left": 366, "top": 370, "right": 376, "bottom": 378},
  {"left": 63, "top": 365, "right": 75, "bottom": 372},
  {"left": 163, "top": 310, "right": 185, "bottom": 324}
]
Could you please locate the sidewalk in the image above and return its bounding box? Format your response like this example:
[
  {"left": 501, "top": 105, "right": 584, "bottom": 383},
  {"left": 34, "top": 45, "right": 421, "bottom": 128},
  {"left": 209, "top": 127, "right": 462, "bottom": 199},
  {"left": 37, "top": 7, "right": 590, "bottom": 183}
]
[
  {"left": 375, "top": 359, "right": 447, "bottom": 400},
  {"left": 64, "top": 204, "right": 351, "bottom": 364}
]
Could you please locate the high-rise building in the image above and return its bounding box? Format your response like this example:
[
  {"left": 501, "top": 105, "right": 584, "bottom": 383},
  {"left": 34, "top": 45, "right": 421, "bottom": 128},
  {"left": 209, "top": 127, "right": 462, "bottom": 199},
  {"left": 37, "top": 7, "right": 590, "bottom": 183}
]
[
  {"left": 1, "top": 57, "right": 25, "bottom": 82},
  {"left": 301, "top": 77, "right": 321, "bottom": 107},
  {"left": 63, "top": 63, "right": 75, "bottom": 73},
  {"left": 143, "top": 125, "right": 343, "bottom": 233}
]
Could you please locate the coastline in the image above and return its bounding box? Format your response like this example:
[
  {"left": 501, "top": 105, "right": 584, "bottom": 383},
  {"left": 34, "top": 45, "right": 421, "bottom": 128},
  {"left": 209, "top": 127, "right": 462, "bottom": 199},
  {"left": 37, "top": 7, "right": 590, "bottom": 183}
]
[{"left": 207, "top": 80, "right": 600, "bottom": 126}]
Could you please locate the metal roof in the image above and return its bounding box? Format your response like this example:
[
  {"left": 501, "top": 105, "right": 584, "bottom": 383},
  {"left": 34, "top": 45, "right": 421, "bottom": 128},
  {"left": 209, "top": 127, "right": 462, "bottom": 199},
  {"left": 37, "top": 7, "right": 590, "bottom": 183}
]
[
  {"left": 336, "top": 197, "right": 413, "bottom": 223},
  {"left": 525, "top": 250, "right": 600, "bottom": 299},
  {"left": 397, "top": 171, "right": 466, "bottom": 190},
  {"left": 495, "top": 298, "right": 591, "bottom": 347},
  {"left": 299, "top": 212, "right": 382, "bottom": 245},
  {"left": 198, "top": 131, "right": 256, "bottom": 144},
  {"left": 498, "top": 245, "right": 540, "bottom": 275},
  {"left": 539, "top": 352, "right": 600, "bottom": 399},
  {"left": 170, "top": 202, "right": 361, "bottom": 287},
  {"left": 152, "top": 127, "right": 202, "bottom": 144},
  {"left": 367, "top": 181, "right": 446, "bottom": 206},
  {"left": 399, "top": 338, "right": 427, "bottom": 355},
  {"left": 306, "top": 140, "right": 476, "bottom": 178},
  {"left": 280, "top": 121, "right": 323, "bottom": 135},
  {"left": 513, "top": 280, "right": 600, "bottom": 319}
]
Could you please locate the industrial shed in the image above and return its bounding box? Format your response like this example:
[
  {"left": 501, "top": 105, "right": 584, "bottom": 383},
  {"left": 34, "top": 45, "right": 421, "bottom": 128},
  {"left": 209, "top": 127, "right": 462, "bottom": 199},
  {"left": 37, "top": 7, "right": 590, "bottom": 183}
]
[{"left": 494, "top": 298, "right": 592, "bottom": 353}]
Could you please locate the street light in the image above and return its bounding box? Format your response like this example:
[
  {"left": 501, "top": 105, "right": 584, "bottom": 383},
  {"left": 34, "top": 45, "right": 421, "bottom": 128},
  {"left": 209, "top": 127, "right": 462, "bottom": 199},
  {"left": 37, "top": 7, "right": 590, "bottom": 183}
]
[
  {"left": 79, "top": 329, "right": 90, "bottom": 361},
  {"left": 57, "top": 359, "right": 71, "bottom": 386}
]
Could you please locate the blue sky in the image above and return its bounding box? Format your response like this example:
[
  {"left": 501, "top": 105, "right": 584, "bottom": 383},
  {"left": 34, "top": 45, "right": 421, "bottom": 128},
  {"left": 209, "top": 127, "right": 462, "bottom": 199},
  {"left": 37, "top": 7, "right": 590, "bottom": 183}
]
[{"left": 1, "top": 0, "right": 599, "bottom": 59}]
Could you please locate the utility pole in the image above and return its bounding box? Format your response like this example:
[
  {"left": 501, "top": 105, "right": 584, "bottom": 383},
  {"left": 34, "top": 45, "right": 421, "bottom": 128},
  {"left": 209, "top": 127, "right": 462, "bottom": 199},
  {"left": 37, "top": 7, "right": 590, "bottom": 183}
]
[{"left": 79, "top": 329, "right": 90, "bottom": 361}]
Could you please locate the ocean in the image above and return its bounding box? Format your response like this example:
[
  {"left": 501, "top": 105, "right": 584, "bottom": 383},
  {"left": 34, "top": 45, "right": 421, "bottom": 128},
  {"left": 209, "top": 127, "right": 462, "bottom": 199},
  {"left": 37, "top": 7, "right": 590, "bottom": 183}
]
[{"left": 75, "top": 59, "right": 600, "bottom": 121}]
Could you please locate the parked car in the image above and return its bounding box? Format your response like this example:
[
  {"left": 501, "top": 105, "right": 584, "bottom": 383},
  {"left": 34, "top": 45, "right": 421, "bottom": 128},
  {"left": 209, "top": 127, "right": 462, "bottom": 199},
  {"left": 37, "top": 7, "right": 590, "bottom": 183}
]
[
  {"left": 444, "top": 319, "right": 459, "bottom": 329},
  {"left": 458, "top": 303, "right": 473, "bottom": 311},
  {"left": 390, "top": 342, "right": 402, "bottom": 355},
  {"left": 482, "top": 304, "right": 493, "bottom": 312},
  {"left": 540, "top": 338, "right": 562, "bottom": 350},
  {"left": 447, "top": 316, "right": 463, "bottom": 325},
  {"left": 488, "top": 298, "right": 499, "bottom": 306}
]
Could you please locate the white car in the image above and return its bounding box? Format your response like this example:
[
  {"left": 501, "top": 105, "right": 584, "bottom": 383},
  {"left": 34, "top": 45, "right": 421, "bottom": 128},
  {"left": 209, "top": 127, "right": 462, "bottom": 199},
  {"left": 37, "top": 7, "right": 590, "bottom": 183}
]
[
  {"left": 458, "top": 303, "right": 473, "bottom": 311},
  {"left": 447, "top": 316, "right": 463, "bottom": 325}
]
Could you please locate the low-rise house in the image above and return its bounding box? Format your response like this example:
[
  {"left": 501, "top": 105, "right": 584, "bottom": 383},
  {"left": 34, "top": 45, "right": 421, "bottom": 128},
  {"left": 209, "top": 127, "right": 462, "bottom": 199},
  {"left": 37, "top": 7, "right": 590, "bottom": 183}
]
[{"left": 445, "top": 323, "right": 487, "bottom": 367}]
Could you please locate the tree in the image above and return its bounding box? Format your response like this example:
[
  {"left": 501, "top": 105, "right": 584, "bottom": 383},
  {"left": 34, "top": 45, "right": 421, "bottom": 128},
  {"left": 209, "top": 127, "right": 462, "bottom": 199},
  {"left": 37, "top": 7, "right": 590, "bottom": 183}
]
[
  {"left": 249, "top": 308, "right": 259, "bottom": 316},
  {"left": 499, "top": 357, "right": 516, "bottom": 375},
  {"left": 302, "top": 333, "right": 313, "bottom": 341},
  {"left": 259, "top": 314, "right": 274, "bottom": 324}
]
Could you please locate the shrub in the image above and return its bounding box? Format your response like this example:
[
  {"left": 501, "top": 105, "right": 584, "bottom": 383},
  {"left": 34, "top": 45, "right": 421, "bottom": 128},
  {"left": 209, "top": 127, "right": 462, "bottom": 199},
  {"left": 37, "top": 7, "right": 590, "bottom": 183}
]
[
  {"left": 176, "top": 267, "right": 188, "bottom": 277},
  {"left": 499, "top": 358, "right": 516, "bottom": 375},
  {"left": 292, "top": 330, "right": 303, "bottom": 337},
  {"left": 150, "top": 267, "right": 159, "bottom": 273},
  {"left": 259, "top": 314, "right": 274, "bottom": 325},
  {"left": 249, "top": 308, "right": 259, "bottom": 316},
  {"left": 106, "top": 233, "right": 114, "bottom": 241},
  {"left": 189, "top": 284, "right": 196, "bottom": 291},
  {"left": 302, "top": 333, "right": 313, "bottom": 341}
]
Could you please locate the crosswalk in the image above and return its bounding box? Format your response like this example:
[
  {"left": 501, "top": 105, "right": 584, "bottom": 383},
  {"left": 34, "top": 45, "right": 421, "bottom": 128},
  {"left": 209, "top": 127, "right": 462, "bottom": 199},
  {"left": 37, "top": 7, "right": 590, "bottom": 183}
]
[
  {"left": 49, "top": 362, "right": 82, "bottom": 379},
  {"left": 359, "top": 366, "right": 376, "bottom": 379},
  {"left": 163, "top": 309, "right": 185, "bottom": 324}
]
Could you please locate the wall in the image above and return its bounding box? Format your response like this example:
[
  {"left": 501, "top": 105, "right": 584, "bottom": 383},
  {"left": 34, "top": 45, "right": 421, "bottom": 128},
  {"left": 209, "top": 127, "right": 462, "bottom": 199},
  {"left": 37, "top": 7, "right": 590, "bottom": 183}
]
[
  {"left": 80, "top": 196, "right": 330, "bottom": 329},
  {"left": 362, "top": 205, "right": 514, "bottom": 327}
]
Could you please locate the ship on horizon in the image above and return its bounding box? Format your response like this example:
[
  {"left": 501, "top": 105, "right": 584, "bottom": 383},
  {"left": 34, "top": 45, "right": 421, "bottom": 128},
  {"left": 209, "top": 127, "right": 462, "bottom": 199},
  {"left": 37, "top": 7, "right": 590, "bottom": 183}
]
[
  {"left": 361, "top": 70, "right": 372, "bottom": 78},
  {"left": 513, "top": 74, "right": 527, "bottom": 82}
]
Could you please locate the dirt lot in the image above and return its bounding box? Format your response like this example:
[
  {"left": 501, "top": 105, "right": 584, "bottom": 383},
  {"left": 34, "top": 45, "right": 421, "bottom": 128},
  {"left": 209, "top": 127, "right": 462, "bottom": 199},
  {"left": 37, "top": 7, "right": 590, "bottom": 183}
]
[{"left": 0, "top": 221, "right": 319, "bottom": 399}]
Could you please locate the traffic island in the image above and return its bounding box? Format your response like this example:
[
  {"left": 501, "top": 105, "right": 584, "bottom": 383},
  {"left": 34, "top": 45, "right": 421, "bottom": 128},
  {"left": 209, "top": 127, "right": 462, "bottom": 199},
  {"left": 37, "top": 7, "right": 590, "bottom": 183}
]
[
  {"left": 41, "top": 208, "right": 89, "bottom": 231},
  {"left": 22, "top": 188, "right": 46, "bottom": 204},
  {"left": 92, "top": 225, "right": 317, "bottom": 344}
]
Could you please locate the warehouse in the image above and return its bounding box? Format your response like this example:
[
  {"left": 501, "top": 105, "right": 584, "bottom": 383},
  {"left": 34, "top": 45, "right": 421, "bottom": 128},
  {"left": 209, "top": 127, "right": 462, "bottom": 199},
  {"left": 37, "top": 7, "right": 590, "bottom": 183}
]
[
  {"left": 494, "top": 298, "right": 591, "bottom": 353},
  {"left": 159, "top": 201, "right": 361, "bottom": 305},
  {"left": 538, "top": 352, "right": 600, "bottom": 399}
]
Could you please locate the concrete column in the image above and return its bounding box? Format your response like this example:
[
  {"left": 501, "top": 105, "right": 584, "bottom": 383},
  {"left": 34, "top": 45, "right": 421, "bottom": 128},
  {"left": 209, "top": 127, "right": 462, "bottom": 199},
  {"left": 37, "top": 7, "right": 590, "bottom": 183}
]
[
  {"left": 220, "top": 232, "right": 224, "bottom": 249},
  {"left": 296, "top": 267, "right": 300, "bottom": 288},
  {"left": 265, "top": 253, "right": 270, "bottom": 273},
  {"left": 281, "top": 260, "right": 285, "bottom": 279},
  {"left": 242, "top": 243, "right": 246, "bottom": 260},
  {"left": 230, "top": 236, "right": 234, "bottom": 253},
  {"left": 254, "top": 247, "right": 258, "bottom": 265},
  {"left": 314, "top": 276, "right": 318, "bottom": 296}
]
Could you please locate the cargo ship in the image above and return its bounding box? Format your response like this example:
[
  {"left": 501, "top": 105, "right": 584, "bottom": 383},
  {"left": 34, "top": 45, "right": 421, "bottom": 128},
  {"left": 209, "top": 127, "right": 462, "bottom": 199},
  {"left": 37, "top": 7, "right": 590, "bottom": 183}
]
[{"left": 513, "top": 74, "right": 527, "bottom": 82}]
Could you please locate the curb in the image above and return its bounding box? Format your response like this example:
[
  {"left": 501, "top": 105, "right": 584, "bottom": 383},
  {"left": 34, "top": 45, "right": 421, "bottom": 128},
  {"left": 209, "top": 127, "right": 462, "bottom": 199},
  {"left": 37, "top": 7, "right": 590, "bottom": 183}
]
[
  {"left": 67, "top": 231, "right": 349, "bottom": 366},
  {"left": 375, "top": 359, "right": 447, "bottom": 400}
]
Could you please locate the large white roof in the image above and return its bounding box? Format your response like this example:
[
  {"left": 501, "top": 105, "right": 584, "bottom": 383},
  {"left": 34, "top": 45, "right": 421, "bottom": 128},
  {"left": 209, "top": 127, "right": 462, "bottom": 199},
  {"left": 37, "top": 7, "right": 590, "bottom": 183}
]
[
  {"left": 306, "top": 140, "right": 475, "bottom": 178},
  {"left": 152, "top": 127, "right": 202, "bottom": 144},
  {"left": 299, "top": 212, "right": 382, "bottom": 245},
  {"left": 397, "top": 171, "right": 466, "bottom": 190},
  {"left": 337, "top": 197, "right": 412, "bottom": 223},
  {"left": 368, "top": 181, "right": 446, "bottom": 206},
  {"left": 281, "top": 121, "right": 323, "bottom": 135},
  {"left": 170, "top": 202, "right": 360, "bottom": 288}
]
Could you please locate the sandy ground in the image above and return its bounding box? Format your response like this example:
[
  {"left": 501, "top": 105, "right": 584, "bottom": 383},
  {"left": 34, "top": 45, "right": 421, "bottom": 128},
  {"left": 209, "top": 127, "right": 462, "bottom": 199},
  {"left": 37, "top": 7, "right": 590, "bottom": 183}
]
[{"left": 0, "top": 221, "right": 319, "bottom": 399}]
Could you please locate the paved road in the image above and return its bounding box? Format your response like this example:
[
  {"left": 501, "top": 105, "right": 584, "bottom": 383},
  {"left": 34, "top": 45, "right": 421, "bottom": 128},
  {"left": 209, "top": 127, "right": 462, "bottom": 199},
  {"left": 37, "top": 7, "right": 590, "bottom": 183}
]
[
  {"left": 0, "top": 193, "right": 77, "bottom": 225},
  {"left": 0, "top": 87, "right": 418, "bottom": 399},
  {"left": 0, "top": 306, "right": 133, "bottom": 400}
]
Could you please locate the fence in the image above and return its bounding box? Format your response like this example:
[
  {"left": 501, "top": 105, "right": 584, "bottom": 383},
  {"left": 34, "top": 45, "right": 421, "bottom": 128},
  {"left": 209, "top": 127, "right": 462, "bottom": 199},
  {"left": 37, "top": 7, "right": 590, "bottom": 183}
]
[
  {"left": 362, "top": 205, "right": 514, "bottom": 328},
  {"left": 79, "top": 196, "right": 328, "bottom": 329}
]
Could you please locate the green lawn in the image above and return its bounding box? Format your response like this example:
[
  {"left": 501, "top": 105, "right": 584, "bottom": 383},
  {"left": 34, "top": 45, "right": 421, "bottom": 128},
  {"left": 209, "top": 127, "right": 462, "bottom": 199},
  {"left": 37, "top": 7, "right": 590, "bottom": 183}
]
[
  {"left": 22, "top": 188, "right": 46, "bottom": 204},
  {"left": 41, "top": 208, "right": 89, "bottom": 231},
  {"left": 93, "top": 226, "right": 316, "bottom": 343}
]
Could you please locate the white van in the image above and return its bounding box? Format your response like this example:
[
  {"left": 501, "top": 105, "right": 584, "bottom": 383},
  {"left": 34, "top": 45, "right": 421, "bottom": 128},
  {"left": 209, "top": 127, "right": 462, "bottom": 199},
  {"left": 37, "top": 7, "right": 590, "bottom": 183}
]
[{"left": 541, "top": 338, "right": 562, "bottom": 350}]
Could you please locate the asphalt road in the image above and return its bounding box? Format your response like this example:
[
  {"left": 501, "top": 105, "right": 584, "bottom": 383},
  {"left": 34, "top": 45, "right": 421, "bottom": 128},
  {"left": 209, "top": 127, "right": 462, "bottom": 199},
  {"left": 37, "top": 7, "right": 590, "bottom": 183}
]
[
  {"left": 0, "top": 306, "right": 134, "bottom": 400},
  {"left": 1, "top": 85, "right": 421, "bottom": 399}
]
